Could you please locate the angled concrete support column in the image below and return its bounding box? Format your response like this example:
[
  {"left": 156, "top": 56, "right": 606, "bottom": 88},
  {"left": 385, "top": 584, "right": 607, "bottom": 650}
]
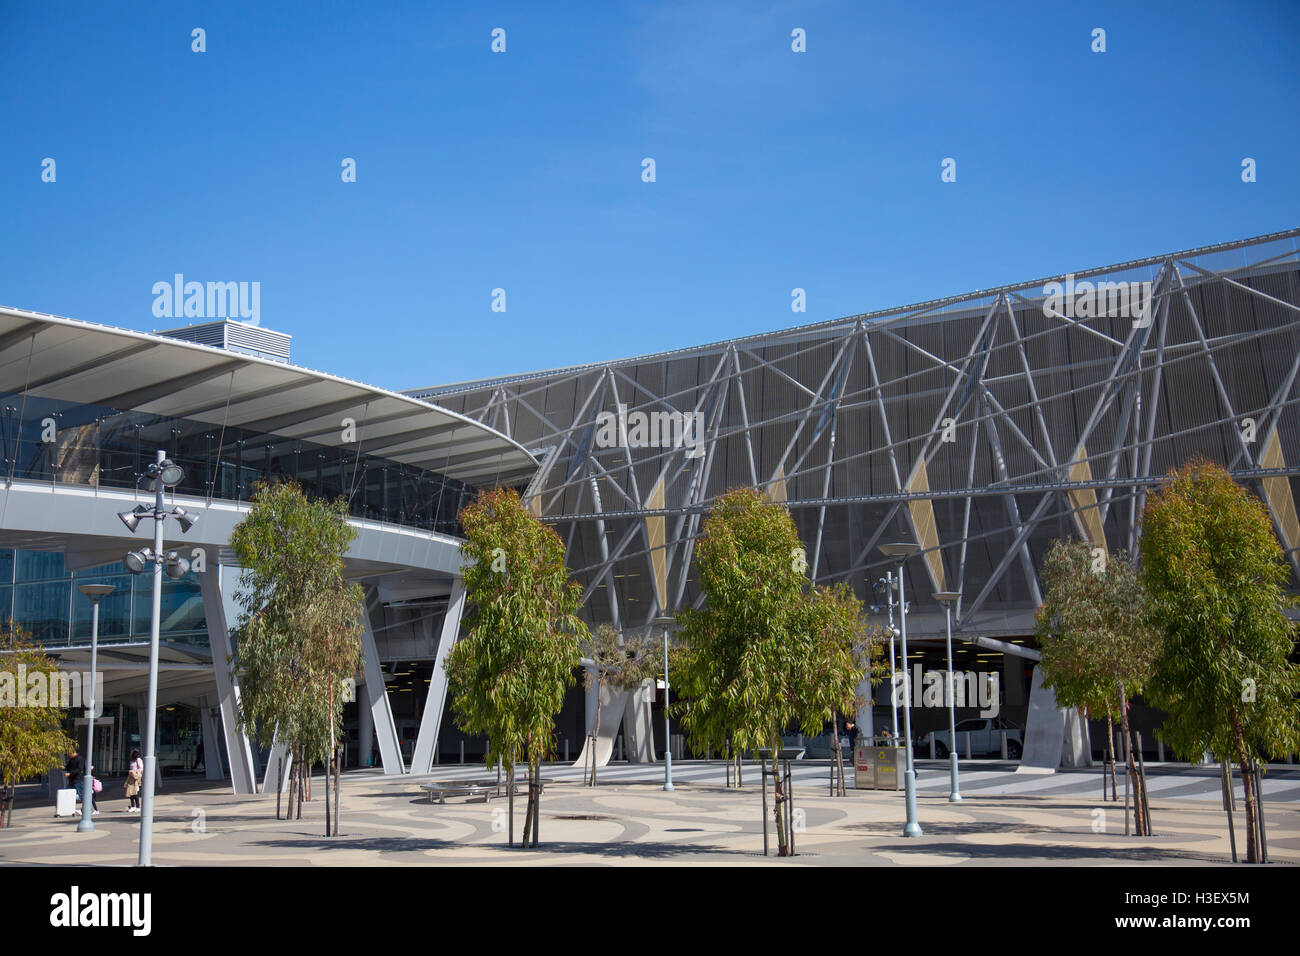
[
  {"left": 574, "top": 679, "right": 629, "bottom": 769},
  {"left": 358, "top": 686, "right": 374, "bottom": 768},
  {"left": 1061, "top": 706, "right": 1091, "bottom": 768},
  {"left": 1017, "top": 666, "right": 1068, "bottom": 773},
  {"left": 199, "top": 564, "right": 258, "bottom": 794},
  {"left": 622, "top": 679, "right": 655, "bottom": 763},
  {"left": 410, "top": 580, "right": 465, "bottom": 775},
  {"left": 855, "top": 677, "right": 874, "bottom": 739},
  {"left": 199, "top": 697, "right": 224, "bottom": 782},
  {"left": 262, "top": 738, "right": 291, "bottom": 794},
  {"left": 360, "top": 590, "right": 405, "bottom": 775}
]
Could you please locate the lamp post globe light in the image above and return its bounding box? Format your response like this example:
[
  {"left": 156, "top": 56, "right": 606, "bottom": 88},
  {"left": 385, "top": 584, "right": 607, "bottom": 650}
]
[
  {"left": 879, "top": 542, "right": 922, "bottom": 838},
  {"left": 118, "top": 450, "right": 198, "bottom": 866},
  {"left": 651, "top": 615, "right": 675, "bottom": 791},
  {"left": 933, "top": 591, "right": 963, "bottom": 803},
  {"left": 75, "top": 583, "right": 115, "bottom": 832},
  {"left": 873, "top": 573, "right": 900, "bottom": 742}
]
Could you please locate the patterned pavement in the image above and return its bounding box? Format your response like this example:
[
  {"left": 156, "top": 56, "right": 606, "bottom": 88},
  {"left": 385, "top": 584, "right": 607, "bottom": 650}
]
[{"left": 1, "top": 760, "right": 1295, "bottom": 867}]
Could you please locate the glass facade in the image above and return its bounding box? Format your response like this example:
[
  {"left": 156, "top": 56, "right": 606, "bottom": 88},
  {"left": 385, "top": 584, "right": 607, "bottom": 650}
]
[
  {"left": 0, "top": 394, "right": 484, "bottom": 651},
  {"left": 0, "top": 548, "right": 205, "bottom": 648},
  {"left": 0, "top": 394, "right": 479, "bottom": 535}
]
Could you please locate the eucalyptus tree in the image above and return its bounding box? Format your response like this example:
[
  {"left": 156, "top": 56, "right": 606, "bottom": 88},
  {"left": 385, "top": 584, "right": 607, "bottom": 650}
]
[
  {"left": 445, "top": 487, "right": 586, "bottom": 847},
  {"left": 1035, "top": 539, "right": 1159, "bottom": 833},
  {"left": 675, "top": 487, "right": 869, "bottom": 855},
  {"left": 0, "top": 630, "right": 76, "bottom": 828},
  {"left": 581, "top": 623, "right": 654, "bottom": 786},
  {"left": 801, "top": 585, "right": 883, "bottom": 795},
  {"left": 1140, "top": 459, "right": 1300, "bottom": 863},
  {"left": 229, "top": 480, "right": 363, "bottom": 834}
]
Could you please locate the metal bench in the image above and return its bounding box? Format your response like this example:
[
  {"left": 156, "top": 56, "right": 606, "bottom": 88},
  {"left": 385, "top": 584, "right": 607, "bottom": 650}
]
[
  {"left": 419, "top": 778, "right": 546, "bottom": 805},
  {"left": 420, "top": 781, "right": 495, "bottom": 805}
]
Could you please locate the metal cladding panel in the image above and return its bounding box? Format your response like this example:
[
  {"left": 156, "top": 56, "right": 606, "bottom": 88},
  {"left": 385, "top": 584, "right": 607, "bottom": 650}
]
[{"left": 406, "top": 231, "right": 1300, "bottom": 635}]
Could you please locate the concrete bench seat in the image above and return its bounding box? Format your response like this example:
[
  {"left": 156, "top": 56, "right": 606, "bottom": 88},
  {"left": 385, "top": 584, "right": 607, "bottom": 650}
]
[{"left": 419, "top": 778, "right": 546, "bottom": 805}]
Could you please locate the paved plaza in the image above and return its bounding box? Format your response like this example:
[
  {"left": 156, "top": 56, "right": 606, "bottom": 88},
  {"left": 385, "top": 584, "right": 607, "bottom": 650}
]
[{"left": 2, "top": 761, "right": 1297, "bottom": 866}]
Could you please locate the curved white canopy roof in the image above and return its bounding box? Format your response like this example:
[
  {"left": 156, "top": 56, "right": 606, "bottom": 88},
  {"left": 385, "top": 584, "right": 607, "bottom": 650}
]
[{"left": 0, "top": 305, "right": 537, "bottom": 486}]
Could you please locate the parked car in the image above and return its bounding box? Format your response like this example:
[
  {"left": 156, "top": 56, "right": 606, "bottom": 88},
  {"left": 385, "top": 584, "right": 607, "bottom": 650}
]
[
  {"left": 918, "top": 717, "right": 1023, "bottom": 759},
  {"left": 779, "top": 732, "right": 850, "bottom": 759}
]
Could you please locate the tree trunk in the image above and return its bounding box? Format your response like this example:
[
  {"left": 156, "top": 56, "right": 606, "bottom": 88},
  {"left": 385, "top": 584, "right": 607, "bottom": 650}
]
[
  {"left": 507, "top": 761, "right": 515, "bottom": 846},
  {"left": 589, "top": 678, "right": 602, "bottom": 787},
  {"left": 333, "top": 747, "right": 341, "bottom": 837},
  {"left": 286, "top": 748, "right": 298, "bottom": 820},
  {"left": 0, "top": 782, "right": 11, "bottom": 828},
  {"left": 830, "top": 721, "right": 844, "bottom": 796},
  {"left": 532, "top": 754, "right": 541, "bottom": 847},
  {"left": 1117, "top": 684, "right": 1146, "bottom": 836},
  {"left": 1231, "top": 708, "right": 1258, "bottom": 864},
  {"left": 327, "top": 672, "right": 336, "bottom": 836},
  {"left": 771, "top": 734, "right": 788, "bottom": 856},
  {"left": 1105, "top": 711, "right": 1117, "bottom": 801},
  {"left": 521, "top": 756, "right": 537, "bottom": 848}
]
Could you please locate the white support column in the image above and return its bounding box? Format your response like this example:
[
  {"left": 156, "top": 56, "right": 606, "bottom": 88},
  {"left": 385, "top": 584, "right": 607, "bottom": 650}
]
[
  {"left": 358, "top": 687, "right": 374, "bottom": 768},
  {"left": 621, "top": 679, "right": 656, "bottom": 763},
  {"left": 856, "top": 677, "right": 874, "bottom": 739},
  {"left": 360, "top": 591, "right": 405, "bottom": 775},
  {"left": 409, "top": 581, "right": 465, "bottom": 775},
  {"left": 262, "top": 738, "right": 291, "bottom": 794},
  {"left": 199, "top": 696, "right": 224, "bottom": 782},
  {"left": 199, "top": 563, "right": 258, "bottom": 794}
]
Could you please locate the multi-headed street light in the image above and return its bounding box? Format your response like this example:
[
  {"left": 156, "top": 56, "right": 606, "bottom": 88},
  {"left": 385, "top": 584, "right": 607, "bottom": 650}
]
[
  {"left": 74, "top": 583, "right": 115, "bottom": 833},
  {"left": 879, "top": 542, "right": 922, "bottom": 838},
  {"left": 118, "top": 451, "right": 198, "bottom": 867},
  {"left": 933, "top": 591, "right": 963, "bottom": 803},
  {"left": 651, "top": 614, "right": 675, "bottom": 791}
]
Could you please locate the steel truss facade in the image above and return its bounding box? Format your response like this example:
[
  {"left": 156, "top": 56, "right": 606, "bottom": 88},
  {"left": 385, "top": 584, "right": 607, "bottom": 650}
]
[{"left": 412, "top": 229, "right": 1300, "bottom": 642}]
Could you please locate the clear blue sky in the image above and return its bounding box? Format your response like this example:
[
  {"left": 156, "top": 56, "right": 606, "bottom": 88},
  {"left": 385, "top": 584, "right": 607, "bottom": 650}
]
[{"left": 2, "top": 1, "right": 1297, "bottom": 390}]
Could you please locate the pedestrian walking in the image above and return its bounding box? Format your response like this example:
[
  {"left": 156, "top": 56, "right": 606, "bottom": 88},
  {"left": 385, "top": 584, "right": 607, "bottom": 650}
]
[
  {"left": 125, "top": 749, "right": 143, "bottom": 812},
  {"left": 65, "top": 749, "right": 99, "bottom": 815}
]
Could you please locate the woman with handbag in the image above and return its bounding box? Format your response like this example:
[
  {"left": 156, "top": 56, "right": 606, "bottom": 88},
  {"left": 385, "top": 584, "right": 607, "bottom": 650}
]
[{"left": 125, "top": 749, "right": 143, "bottom": 813}]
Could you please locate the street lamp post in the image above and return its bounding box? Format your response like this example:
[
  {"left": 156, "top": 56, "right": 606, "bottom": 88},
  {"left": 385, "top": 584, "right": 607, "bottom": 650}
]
[
  {"left": 118, "top": 450, "right": 198, "bottom": 866},
  {"left": 652, "top": 615, "right": 674, "bottom": 791},
  {"left": 885, "top": 572, "right": 899, "bottom": 741},
  {"left": 871, "top": 573, "right": 900, "bottom": 742},
  {"left": 933, "top": 591, "right": 963, "bottom": 803},
  {"left": 880, "top": 542, "right": 922, "bottom": 838},
  {"left": 76, "top": 584, "right": 115, "bottom": 832}
]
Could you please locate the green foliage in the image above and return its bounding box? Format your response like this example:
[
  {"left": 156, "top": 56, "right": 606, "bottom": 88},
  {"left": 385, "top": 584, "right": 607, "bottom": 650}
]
[
  {"left": 583, "top": 623, "right": 656, "bottom": 696},
  {"left": 446, "top": 487, "right": 586, "bottom": 771},
  {"left": 1140, "top": 459, "right": 1300, "bottom": 764},
  {"left": 1035, "top": 539, "right": 1159, "bottom": 719},
  {"left": 229, "top": 481, "right": 364, "bottom": 769},
  {"left": 674, "top": 487, "right": 871, "bottom": 757},
  {"left": 0, "top": 629, "right": 77, "bottom": 827}
]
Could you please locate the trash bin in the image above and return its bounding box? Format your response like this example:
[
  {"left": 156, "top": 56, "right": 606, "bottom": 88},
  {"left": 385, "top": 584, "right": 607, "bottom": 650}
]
[{"left": 853, "top": 744, "right": 905, "bottom": 790}]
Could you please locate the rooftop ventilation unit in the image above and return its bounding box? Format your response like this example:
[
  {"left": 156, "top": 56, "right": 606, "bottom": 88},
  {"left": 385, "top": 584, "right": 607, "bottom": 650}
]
[{"left": 159, "top": 319, "right": 291, "bottom": 363}]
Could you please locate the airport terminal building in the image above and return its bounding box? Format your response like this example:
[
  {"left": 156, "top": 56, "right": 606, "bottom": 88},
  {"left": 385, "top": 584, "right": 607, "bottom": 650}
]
[
  {"left": 411, "top": 228, "right": 1300, "bottom": 764},
  {"left": 4, "top": 228, "right": 1299, "bottom": 791},
  {"left": 0, "top": 307, "right": 538, "bottom": 792}
]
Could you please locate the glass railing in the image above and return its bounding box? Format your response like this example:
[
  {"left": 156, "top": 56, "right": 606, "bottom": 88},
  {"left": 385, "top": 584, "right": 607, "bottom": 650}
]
[{"left": 0, "top": 396, "right": 478, "bottom": 535}]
